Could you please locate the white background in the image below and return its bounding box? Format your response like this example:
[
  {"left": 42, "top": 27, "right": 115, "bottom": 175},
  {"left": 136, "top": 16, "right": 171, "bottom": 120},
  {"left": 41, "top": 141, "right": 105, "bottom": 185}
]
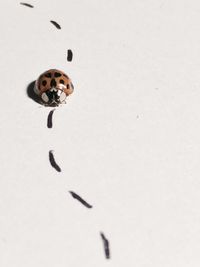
[{"left": 0, "top": 0, "right": 200, "bottom": 266}]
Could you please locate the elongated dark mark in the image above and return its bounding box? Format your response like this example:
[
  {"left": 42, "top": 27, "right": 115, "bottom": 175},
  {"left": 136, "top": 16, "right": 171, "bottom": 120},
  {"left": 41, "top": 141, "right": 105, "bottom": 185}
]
[
  {"left": 47, "top": 109, "right": 55, "bottom": 129},
  {"left": 20, "top": 2, "right": 34, "bottom": 8},
  {"left": 49, "top": 150, "right": 61, "bottom": 172},
  {"left": 100, "top": 232, "right": 110, "bottom": 259},
  {"left": 67, "top": 50, "right": 73, "bottom": 62},
  {"left": 50, "top": 20, "right": 61, "bottom": 29},
  {"left": 69, "top": 191, "right": 93, "bottom": 208}
]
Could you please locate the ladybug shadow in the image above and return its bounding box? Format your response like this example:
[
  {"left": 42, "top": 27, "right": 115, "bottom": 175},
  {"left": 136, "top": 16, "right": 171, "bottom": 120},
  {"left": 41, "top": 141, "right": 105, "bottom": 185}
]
[{"left": 26, "top": 80, "right": 41, "bottom": 104}]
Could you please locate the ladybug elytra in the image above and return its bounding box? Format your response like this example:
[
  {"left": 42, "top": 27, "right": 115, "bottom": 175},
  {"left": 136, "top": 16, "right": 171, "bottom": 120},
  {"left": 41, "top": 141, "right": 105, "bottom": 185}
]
[{"left": 34, "top": 69, "right": 74, "bottom": 106}]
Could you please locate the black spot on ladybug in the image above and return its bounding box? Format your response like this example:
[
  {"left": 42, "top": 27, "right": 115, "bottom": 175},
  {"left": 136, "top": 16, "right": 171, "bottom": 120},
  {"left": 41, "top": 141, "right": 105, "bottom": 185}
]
[
  {"left": 50, "top": 20, "right": 61, "bottom": 30},
  {"left": 67, "top": 49, "right": 73, "bottom": 62},
  {"left": 54, "top": 72, "right": 62, "bottom": 77},
  {"left": 42, "top": 80, "right": 47, "bottom": 86},
  {"left": 67, "top": 84, "right": 70, "bottom": 89},
  {"left": 45, "top": 73, "right": 52, "bottom": 78},
  {"left": 60, "top": 79, "right": 65, "bottom": 84},
  {"left": 50, "top": 79, "right": 57, "bottom": 87}
]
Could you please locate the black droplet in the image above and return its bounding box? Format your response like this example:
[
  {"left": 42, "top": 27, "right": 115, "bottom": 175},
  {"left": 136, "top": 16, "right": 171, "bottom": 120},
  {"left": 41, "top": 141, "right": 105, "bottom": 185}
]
[
  {"left": 50, "top": 20, "right": 61, "bottom": 30},
  {"left": 42, "top": 80, "right": 47, "bottom": 86},
  {"left": 20, "top": 2, "right": 34, "bottom": 8},
  {"left": 67, "top": 49, "right": 73, "bottom": 62},
  {"left": 54, "top": 72, "right": 62, "bottom": 77},
  {"left": 60, "top": 79, "right": 64, "bottom": 84},
  {"left": 67, "top": 84, "right": 70, "bottom": 89},
  {"left": 69, "top": 191, "right": 93, "bottom": 208}
]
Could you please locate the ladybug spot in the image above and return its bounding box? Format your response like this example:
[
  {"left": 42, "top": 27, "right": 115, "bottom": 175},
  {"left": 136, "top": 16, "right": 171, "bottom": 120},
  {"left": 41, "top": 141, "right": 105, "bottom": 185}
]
[
  {"left": 45, "top": 73, "right": 52, "bottom": 78},
  {"left": 54, "top": 72, "right": 62, "bottom": 77},
  {"left": 67, "top": 84, "right": 70, "bottom": 89},
  {"left": 50, "top": 78, "right": 57, "bottom": 87},
  {"left": 60, "top": 79, "right": 65, "bottom": 84},
  {"left": 63, "top": 74, "right": 69, "bottom": 79},
  {"left": 42, "top": 80, "right": 47, "bottom": 86}
]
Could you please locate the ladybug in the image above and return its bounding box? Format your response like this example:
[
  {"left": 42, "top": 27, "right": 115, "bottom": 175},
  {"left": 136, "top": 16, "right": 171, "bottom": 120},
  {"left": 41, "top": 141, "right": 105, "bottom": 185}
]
[{"left": 34, "top": 69, "right": 74, "bottom": 106}]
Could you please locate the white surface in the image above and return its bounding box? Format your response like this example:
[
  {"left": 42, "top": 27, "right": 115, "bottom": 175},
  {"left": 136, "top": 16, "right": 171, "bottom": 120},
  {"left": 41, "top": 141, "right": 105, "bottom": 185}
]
[{"left": 1, "top": 0, "right": 200, "bottom": 266}]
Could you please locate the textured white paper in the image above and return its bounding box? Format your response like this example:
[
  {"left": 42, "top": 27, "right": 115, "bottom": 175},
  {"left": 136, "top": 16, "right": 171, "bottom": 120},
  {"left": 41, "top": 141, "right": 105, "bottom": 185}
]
[{"left": 1, "top": 0, "right": 200, "bottom": 266}]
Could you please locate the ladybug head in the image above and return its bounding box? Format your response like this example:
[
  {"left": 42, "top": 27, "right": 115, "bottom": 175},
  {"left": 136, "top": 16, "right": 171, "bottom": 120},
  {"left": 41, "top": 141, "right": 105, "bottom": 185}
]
[{"left": 41, "top": 87, "right": 67, "bottom": 106}]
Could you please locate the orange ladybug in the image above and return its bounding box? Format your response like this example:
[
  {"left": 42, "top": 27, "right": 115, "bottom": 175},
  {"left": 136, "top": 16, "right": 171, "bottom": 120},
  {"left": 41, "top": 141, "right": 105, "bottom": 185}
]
[{"left": 34, "top": 69, "right": 74, "bottom": 106}]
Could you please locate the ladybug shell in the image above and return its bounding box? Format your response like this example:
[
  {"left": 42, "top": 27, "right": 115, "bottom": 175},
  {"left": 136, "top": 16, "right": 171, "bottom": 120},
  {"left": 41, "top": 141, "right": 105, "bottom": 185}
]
[{"left": 36, "top": 69, "right": 74, "bottom": 96}]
